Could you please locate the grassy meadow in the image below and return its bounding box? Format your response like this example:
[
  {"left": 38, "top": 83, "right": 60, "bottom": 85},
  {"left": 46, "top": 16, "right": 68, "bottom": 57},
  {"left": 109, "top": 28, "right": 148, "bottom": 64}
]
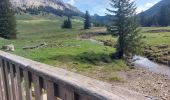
[
  {"left": 0, "top": 14, "right": 170, "bottom": 82},
  {"left": 0, "top": 15, "right": 128, "bottom": 81},
  {"left": 93, "top": 27, "right": 170, "bottom": 64}
]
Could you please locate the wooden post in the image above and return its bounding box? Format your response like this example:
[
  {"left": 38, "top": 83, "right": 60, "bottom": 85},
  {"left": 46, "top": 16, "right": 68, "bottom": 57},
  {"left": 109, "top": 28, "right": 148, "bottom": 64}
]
[
  {"left": 9, "top": 64, "right": 17, "bottom": 100},
  {"left": 45, "top": 80, "right": 55, "bottom": 100},
  {"left": 24, "top": 70, "right": 32, "bottom": 100},
  {"left": 33, "top": 74, "right": 43, "bottom": 100},
  {"left": 0, "top": 59, "right": 8, "bottom": 100},
  {"left": 16, "top": 66, "right": 23, "bottom": 100},
  {"left": 58, "top": 85, "right": 75, "bottom": 100},
  {"left": 0, "top": 61, "right": 3, "bottom": 100},
  {"left": 4, "top": 61, "right": 13, "bottom": 100}
]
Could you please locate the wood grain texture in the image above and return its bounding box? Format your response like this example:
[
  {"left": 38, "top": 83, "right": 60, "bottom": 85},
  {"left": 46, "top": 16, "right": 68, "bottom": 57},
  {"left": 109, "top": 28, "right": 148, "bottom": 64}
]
[
  {"left": 0, "top": 59, "right": 4, "bottom": 100},
  {"left": 4, "top": 61, "right": 12, "bottom": 100},
  {"left": 33, "top": 74, "right": 43, "bottom": 100},
  {"left": 23, "top": 70, "right": 32, "bottom": 100},
  {"left": 58, "top": 85, "right": 75, "bottom": 100},
  {"left": 0, "top": 59, "right": 8, "bottom": 100},
  {"left": 9, "top": 64, "right": 17, "bottom": 100},
  {"left": 45, "top": 80, "right": 55, "bottom": 100},
  {"left": 16, "top": 66, "right": 23, "bottom": 100},
  {"left": 0, "top": 60, "right": 3, "bottom": 100}
]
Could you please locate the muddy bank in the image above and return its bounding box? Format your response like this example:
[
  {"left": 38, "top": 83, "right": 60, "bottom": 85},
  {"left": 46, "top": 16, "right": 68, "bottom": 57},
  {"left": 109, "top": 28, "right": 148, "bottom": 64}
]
[{"left": 144, "top": 45, "right": 170, "bottom": 66}]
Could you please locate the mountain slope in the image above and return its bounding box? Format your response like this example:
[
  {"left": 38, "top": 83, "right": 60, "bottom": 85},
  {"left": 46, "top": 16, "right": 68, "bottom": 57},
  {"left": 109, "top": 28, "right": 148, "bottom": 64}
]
[
  {"left": 10, "top": 0, "right": 83, "bottom": 16},
  {"left": 143, "top": 0, "right": 170, "bottom": 16},
  {"left": 138, "top": 0, "right": 170, "bottom": 27},
  {"left": 92, "top": 14, "right": 113, "bottom": 26}
]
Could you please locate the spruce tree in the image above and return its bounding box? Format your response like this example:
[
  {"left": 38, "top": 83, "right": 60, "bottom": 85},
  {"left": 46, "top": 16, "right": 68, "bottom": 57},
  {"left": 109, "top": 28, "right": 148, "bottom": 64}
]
[
  {"left": 62, "top": 16, "right": 72, "bottom": 29},
  {"left": 84, "top": 11, "right": 91, "bottom": 29},
  {"left": 107, "top": 0, "right": 143, "bottom": 58},
  {"left": 67, "top": 17, "right": 72, "bottom": 29},
  {"left": 0, "top": 0, "right": 17, "bottom": 39}
]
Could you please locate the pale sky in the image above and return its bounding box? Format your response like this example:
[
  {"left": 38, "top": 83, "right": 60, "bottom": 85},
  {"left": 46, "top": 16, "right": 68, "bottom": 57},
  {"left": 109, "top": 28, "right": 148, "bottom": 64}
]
[{"left": 63, "top": 0, "right": 161, "bottom": 15}]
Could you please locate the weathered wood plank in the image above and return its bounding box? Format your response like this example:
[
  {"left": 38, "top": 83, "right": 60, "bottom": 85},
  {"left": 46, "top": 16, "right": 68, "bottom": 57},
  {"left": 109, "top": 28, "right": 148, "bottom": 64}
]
[
  {"left": 45, "top": 80, "right": 55, "bottom": 100},
  {"left": 0, "top": 59, "right": 4, "bottom": 100},
  {"left": 0, "top": 88, "right": 2, "bottom": 100},
  {"left": 16, "top": 66, "right": 23, "bottom": 100},
  {"left": 4, "top": 61, "right": 13, "bottom": 100},
  {"left": 9, "top": 64, "right": 17, "bottom": 100},
  {"left": 0, "top": 59, "right": 8, "bottom": 100},
  {"left": 0, "top": 81, "right": 2, "bottom": 100},
  {"left": 33, "top": 74, "right": 43, "bottom": 100},
  {"left": 58, "top": 85, "right": 75, "bottom": 100},
  {"left": 0, "top": 69, "right": 5, "bottom": 100},
  {"left": 13, "top": 65, "right": 20, "bottom": 100},
  {"left": 24, "top": 70, "right": 32, "bottom": 100},
  {"left": 0, "top": 62, "right": 3, "bottom": 100},
  {"left": 79, "top": 95, "right": 91, "bottom": 100}
]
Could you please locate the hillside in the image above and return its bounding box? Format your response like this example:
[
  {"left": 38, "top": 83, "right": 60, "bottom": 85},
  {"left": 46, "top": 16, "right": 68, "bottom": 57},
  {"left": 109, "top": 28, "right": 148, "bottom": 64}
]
[
  {"left": 139, "top": 0, "right": 170, "bottom": 26},
  {"left": 143, "top": 0, "right": 170, "bottom": 16},
  {"left": 92, "top": 14, "right": 113, "bottom": 26},
  {"left": 10, "top": 0, "right": 83, "bottom": 16}
]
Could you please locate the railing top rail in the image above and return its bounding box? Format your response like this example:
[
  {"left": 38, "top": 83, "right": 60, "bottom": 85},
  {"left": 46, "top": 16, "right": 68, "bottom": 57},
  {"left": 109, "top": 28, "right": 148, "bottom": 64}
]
[{"left": 0, "top": 50, "right": 149, "bottom": 100}]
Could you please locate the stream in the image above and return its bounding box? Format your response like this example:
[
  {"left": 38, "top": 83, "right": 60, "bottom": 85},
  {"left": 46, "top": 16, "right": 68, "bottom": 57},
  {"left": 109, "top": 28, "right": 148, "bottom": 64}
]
[
  {"left": 87, "top": 39, "right": 170, "bottom": 79},
  {"left": 133, "top": 56, "right": 170, "bottom": 79}
]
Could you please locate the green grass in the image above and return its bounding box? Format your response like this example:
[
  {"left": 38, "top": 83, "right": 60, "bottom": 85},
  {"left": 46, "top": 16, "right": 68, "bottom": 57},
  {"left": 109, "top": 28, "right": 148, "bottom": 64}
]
[
  {"left": 92, "top": 27, "right": 170, "bottom": 46},
  {"left": 1, "top": 14, "right": 169, "bottom": 81},
  {"left": 3, "top": 14, "right": 169, "bottom": 82},
  {"left": 0, "top": 14, "right": 129, "bottom": 82},
  {"left": 141, "top": 27, "right": 170, "bottom": 46},
  {"left": 141, "top": 27, "right": 170, "bottom": 64},
  {"left": 92, "top": 27, "right": 170, "bottom": 65}
]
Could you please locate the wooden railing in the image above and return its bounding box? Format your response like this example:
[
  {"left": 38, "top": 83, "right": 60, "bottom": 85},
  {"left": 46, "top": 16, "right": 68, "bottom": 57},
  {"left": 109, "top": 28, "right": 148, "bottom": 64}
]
[{"left": 0, "top": 51, "right": 149, "bottom": 100}]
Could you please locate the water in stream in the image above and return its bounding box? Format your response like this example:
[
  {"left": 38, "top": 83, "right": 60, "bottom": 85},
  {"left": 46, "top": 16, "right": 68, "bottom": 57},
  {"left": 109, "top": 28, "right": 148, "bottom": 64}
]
[{"left": 133, "top": 56, "right": 170, "bottom": 79}]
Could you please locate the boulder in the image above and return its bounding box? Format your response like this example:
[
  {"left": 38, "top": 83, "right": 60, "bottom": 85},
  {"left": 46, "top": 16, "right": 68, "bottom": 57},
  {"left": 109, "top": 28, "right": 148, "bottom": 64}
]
[{"left": 2, "top": 44, "right": 15, "bottom": 52}]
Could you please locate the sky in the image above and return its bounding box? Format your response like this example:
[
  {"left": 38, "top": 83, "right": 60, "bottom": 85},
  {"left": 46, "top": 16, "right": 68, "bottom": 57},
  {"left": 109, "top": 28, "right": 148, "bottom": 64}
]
[{"left": 63, "top": 0, "right": 161, "bottom": 16}]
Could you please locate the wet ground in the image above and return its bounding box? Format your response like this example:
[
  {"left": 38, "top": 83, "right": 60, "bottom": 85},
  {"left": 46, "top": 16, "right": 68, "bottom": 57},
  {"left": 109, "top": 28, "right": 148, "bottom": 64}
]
[{"left": 133, "top": 56, "right": 170, "bottom": 79}]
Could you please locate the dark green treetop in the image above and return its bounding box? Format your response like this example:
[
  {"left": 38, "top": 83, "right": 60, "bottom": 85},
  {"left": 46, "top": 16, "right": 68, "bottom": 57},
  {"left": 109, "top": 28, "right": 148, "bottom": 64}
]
[
  {"left": 84, "top": 11, "right": 91, "bottom": 29},
  {"left": 0, "top": 0, "right": 17, "bottom": 39},
  {"left": 107, "top": 0, "right": 143, "bottom": 58}
]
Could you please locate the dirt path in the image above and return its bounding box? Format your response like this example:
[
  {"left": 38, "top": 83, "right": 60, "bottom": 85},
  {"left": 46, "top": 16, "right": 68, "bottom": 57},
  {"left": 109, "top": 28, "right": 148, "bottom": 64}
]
[{"left": 112, "top": 68, "right": 170, "bottom": 100}]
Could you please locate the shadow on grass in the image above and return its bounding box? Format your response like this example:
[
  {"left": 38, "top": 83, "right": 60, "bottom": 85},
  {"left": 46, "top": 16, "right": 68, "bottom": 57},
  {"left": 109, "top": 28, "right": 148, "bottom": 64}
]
[{"left": 48, "top": 51, "right": 113, "bottom": 65}]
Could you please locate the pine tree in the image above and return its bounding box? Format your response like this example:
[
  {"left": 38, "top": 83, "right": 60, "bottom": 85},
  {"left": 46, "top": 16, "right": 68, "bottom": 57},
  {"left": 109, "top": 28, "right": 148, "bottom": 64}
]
[
  {"left": 0, "top": 0, "right": 17, "bottom": 39},
  {"left": 84, "top": 11, "right": 91, "bottom": 29},
  {"left": 62, "top": 16, "right": 72, "bottom": 29},
  {"left": 107, "top": 0, "right": 143, "bottom": 59},
  {"left": 67, "top": 17, "right": 72, "bottom": 28}
]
